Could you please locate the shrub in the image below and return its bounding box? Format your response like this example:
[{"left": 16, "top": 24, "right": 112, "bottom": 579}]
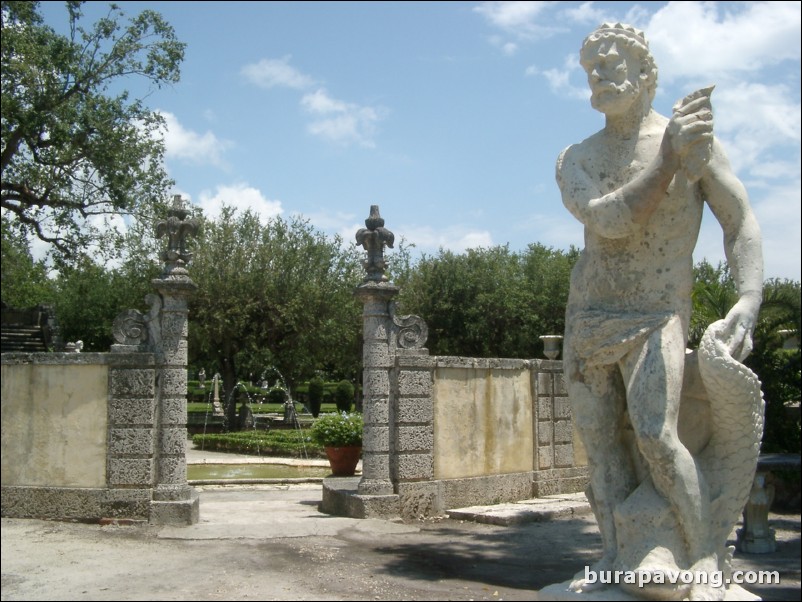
[
  {"left": 334, "top": 380, "right": 355, "bottom": 413},
  {"left": 309, "top": 412, "right": 363, "bottom": 447},
  {"left": 308, "top": 376, "right": 324, "bottom": 418},
  {"left": 267, "top": 385, "right": 287, "bottom": 405},
  {"left": 192, "top": 429, "right": 325, "bottom": 458}
]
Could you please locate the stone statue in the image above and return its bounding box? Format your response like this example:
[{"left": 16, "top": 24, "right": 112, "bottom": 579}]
[{"left": 554, "top": 23, "right": 764, "bottom": 601}]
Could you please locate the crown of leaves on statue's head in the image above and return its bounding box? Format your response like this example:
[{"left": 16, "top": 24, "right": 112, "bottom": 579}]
[{"left": 583, "top": 22, "right": 650, "bottom": 53}]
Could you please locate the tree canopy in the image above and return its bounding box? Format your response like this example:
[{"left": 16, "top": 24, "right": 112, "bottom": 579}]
[
  {"left": 690, "top": 260, "right": 801, "bottom": 453},
  {"left": 393, "top": 243, "right": 579, "bottom": 358},
  {"left": 1, "top": 1, "right": 184, "bottom": 264},
  {"left": 187, "top": 207, "right": 364, "bottom": 415},
  {"left": 0, "top": 216, "right": 54, "bottom": 308}
]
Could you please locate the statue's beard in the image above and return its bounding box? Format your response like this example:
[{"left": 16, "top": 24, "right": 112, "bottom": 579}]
[{"left": 590, "top": 79, "right": 641, "bottom": 115}]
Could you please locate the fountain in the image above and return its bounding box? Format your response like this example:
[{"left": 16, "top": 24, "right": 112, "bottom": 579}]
[{"left": 259, "top": 366, "right": 311, "bottom": 459}]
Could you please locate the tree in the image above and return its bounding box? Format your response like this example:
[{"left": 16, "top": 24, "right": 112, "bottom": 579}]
[
  {"left": 1, "top": 217, "right": 54, "bottom": 308},
  {"left": 51, "top": 255, "right": 157, "bottom": 351},
  {"left": 187, "top": 207, "right": 363, "bottom": 429},
  {"left": 1, "top": 1, "right": 185, "bottom": 264},
  {"left": 690, "top": 261, "right": 801, "bottom": 453},
  {"left": 395, "top": 244, "right": 579, "bottom": 358},
  {"left": 746, "top": 278, "right": 801, "bottom": 454},
  {"left": 688, "top": 260, "right": 738, "bottom": 348}
]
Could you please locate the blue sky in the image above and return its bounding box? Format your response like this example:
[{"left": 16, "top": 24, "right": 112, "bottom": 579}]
[{"left": 39, "top": 1, "right": 802, "bottom": 281}]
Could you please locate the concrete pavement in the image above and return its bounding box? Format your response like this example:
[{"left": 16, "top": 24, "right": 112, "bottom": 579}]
[{"left": 1, "top": 449, "right": 799, "bottom": 601}]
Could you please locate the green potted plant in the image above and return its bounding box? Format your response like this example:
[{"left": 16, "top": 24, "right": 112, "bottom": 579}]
[{"left": 309, "top": 411, "right": 363, "bottom": 476}]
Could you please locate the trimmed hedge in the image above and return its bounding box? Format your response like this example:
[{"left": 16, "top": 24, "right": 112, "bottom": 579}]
[{"left": 192, "top": 429, "right": 326, "bottom": 458}]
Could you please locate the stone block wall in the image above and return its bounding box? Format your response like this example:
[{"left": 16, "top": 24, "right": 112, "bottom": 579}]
[
  {"left": 1, "top": 349, "right": 197, "bottom": 524},
  {"left": 387, "top": 353, "right": 588, "bottom": 519},
  {"left": 2, "top": 352, "right": 156, "bottom": 521}
]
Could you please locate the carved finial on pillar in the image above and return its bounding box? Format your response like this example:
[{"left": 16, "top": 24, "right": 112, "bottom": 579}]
[
  {"left": 355, "top": 205, "right": 395, "bottom": 283},
  {"left": 155, "top": 195, "right": 200, "bottom": 277}
]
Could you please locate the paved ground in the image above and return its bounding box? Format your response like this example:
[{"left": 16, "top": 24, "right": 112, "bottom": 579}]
[{"left": 2, "top": 450, "right": 799, "bottom": 601}]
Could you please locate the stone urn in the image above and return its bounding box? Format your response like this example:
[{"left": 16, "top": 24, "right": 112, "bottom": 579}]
[{"left": 540, "top": 335, "right": 563, "bottom": 360}]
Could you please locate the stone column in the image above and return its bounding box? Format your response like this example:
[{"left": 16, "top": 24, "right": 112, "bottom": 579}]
[
  {"left": 150, "top": 195, "right": 200, "bottom": 525},
  {"left": 354, "top": 283, "right": 398, "bottom": 495},
  {"left": 355, "top": 205, "right": 397, "bottom": 495}
]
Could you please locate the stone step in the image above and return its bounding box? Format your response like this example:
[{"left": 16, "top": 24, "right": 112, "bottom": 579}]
[{"left": 447, "top": 492, "right": 591, "bottom": 526}]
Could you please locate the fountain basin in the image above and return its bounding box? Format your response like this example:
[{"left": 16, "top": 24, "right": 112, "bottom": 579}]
[{"left": 188, "top": 463, "right": 337, "bottom": 483}]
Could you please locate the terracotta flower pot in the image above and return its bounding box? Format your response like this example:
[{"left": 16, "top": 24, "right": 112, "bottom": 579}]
[{"left": 324, "top": 445, "right": 362, "bottom": 476}]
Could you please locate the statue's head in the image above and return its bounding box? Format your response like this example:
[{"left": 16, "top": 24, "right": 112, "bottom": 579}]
[{"left": 580, "top": 23, "right": 658, "bottom": 114}]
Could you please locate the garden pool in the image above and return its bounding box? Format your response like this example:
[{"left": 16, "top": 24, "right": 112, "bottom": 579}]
[{"left": 188, "top": 463, "right": 332, "bottom": 481}]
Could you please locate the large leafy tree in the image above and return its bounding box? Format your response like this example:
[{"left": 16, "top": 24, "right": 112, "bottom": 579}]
[
  {"left": 0, "top": 217, "right": 54, "bottom": 308},
  {"left": 1, "top": 1, "right": 184, "bottom": 264},
  {"left": 188, "top": 207, "right": 363, "bottom": 428},
  {"left": 50, "top": 255, "right": 157, "bottom": 351},
  {"left": 394, "top": 243, "right": 579, "bottom": 358}
]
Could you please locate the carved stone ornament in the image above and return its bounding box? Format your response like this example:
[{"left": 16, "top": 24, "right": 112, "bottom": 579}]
[
  {"left": 112, "top": 294, "right": 162, "bottom": 348},
  {"left": 355, "top": 205, "right": 395, "bottom": 282},
  {"left": 112, "top": 309, "right": 149, "bottom": 346},
  {"left": 390, "top": 303, "right": 428, "bottom": 349},
  {"left": 156, "top": 195, "right": 200, "bottom": 274}
]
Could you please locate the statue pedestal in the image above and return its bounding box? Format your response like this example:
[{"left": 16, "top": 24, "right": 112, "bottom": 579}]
[{"left": 538, "top": 580, "right": 760, "bottom": 601}]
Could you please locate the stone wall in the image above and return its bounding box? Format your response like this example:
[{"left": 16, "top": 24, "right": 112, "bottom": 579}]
[
  {"left": 392, "top": 354, "right": 588, "bottom": 519},
  {"left": 1, "top": 196, "right": 199, "bottom": 525},
  {"left": 322, "top": 205, "right": 589, "bottom": 520},
  {"left": 0, "top": 351, "right": 173, "bottom": 522},
  {"left": 2, "top": 356, "right": 110, "bottom": 488},
  {"left": 321, "top": 349, "right": 589, "bottom": 520}
]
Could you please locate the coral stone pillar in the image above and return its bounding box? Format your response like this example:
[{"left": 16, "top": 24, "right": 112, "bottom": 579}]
[
  {"left": 151, "top": 279, "right": 196, "bottom": 504},
  {"left": 355, "top": 205, "right": 397, "bottom": 495},
  {"left": 354, "top": 283, "right": 398, "bottom": 495},
  {"left": 150, "top": 195, "right": 200, "bottom": 524}
]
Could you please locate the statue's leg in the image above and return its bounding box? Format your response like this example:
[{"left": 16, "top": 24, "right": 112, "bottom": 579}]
[
  {"left": 565, "top": 352, "right": 636, "bottom": 590},
  {"left": 621, "top": 318, "right": 721, "bottom": 600}
]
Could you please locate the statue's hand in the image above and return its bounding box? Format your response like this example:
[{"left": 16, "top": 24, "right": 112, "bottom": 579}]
[
  {"left": 708, "top": 294, "right": 761, "bottom": 362},
  {"left": 665, "top": 86, "right": 715, "bottom": 181}
]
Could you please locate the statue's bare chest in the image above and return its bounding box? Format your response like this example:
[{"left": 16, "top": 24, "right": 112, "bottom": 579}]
[{"left": 583, "top": 134, "right": 661, "bottom": 194}]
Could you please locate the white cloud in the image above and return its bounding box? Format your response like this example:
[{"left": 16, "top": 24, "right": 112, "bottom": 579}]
[
  {"left": 401, "top": 224, "right": 494, "bottom": 254},
  {"left": 751, "top": 182, "right": 802, "bottom": 281},
  {"left": 561, "top": 1, "right": 610, "bottom": 26},
  {"left": 241, "top": 59, "right": 386, "bottom": 149},
  {"left": 197, "top": 183, "right": 283, "bottom": 223},
  {"left": 712, "top": 82, "right": 801, "bottom": 178},
  {"left": 241, "top": 55, "right": 315, "bottom": 89},
  {"left": 515, "top": 210, "right": 584, "bottom": 251},
  {"left": 301, "top": 89, "right": 351, "bottom": 114},
  {"left": 301, "top": 209, "right": 357, "bottom": 232},
  {"left": 475, "top": 0, "right": 565, "bottom": 55},
  {"left": 301, "top": 89, "right": 385, "bottom": 148},
  {"left": 474, "top": 1, "right": 556, "bottom": 38},
  {"left": 693, "top": 179, "right": 801, "bottom": 282},
  {"left": 560, "top": 1, "right": 651, "bottom": 30},
  {"left": 646, "top": 2, "right": 801, "bottom": 84},
  {"left": 159, "top": 111, "right": 231, "bottom": 167},
  {"left": 527, "top": 54, "right": 588, "bottom": 100}
]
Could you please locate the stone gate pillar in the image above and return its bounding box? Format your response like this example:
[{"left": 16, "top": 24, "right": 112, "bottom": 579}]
[
  {"left": 150, "top": 195, "right": 200, "bottom": 524},
  {"left": 355, "top": 206, "right": 397, "bottom": 495}
]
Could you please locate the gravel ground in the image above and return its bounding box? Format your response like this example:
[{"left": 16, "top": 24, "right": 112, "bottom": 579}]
[{"left": 2, "top": 483, "right": 799, "bottom": 601}]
